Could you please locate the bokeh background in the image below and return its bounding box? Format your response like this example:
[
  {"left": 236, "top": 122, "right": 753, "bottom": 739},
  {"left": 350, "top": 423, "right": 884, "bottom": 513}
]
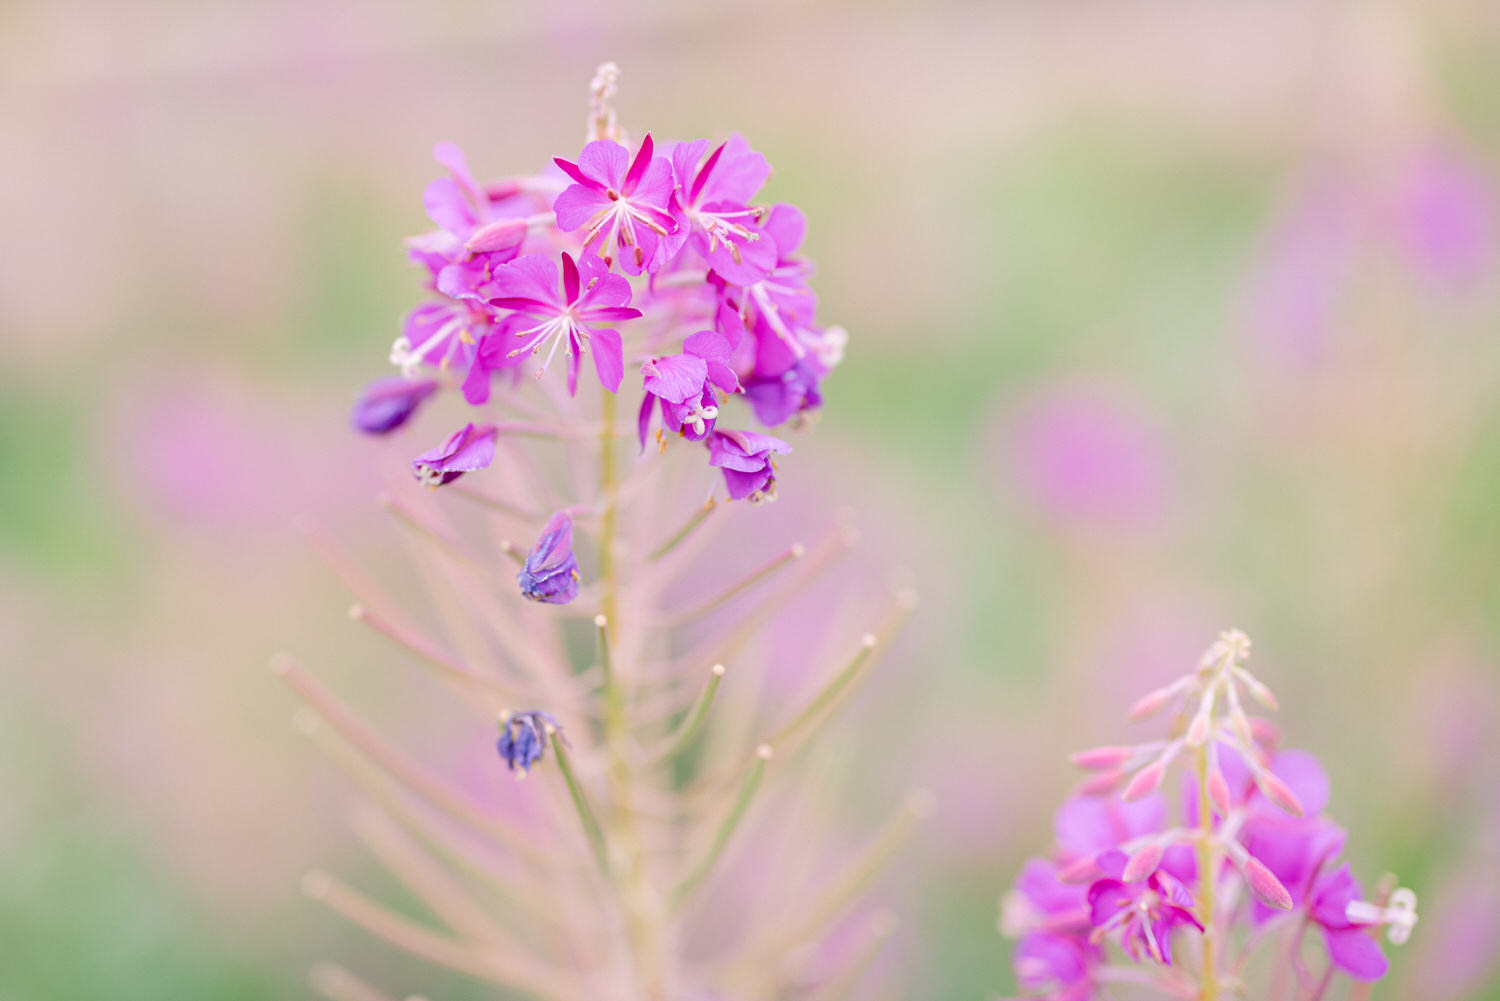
[{"left": 4, "top": 1, "right": 1500, "bottom": 998}]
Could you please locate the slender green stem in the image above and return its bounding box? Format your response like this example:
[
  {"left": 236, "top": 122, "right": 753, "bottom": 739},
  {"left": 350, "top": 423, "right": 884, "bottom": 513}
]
[
  {"left": 664, "top": 543, "right": 805, "bottom": 626},
  {"left": 648, "top": 496, "right": 717, "bottom": 561},
  {"left": 549, "top": 733, "right": 609, "bottom": 875},
  {"left": 675, "top": 746, "right": 772, "bottom": 904},
  {"left": 650, "top": 664, "right": 726, "bottom": 766},
  {"left": 1196, "top": 742, "right": 1219, "bottom": 1001}
]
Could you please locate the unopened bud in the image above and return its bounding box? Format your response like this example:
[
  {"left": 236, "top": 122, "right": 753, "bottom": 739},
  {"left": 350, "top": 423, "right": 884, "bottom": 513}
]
[
  {"left": 1070, "top": 746, "right": 1135, "bottom": 770},
  {"left": 1122, "top": 842, "right": 1164, "bottom": 883},
  {"left": 1207, "top": 768, "right": 1232, "bottom": 818},
  {"left": 1255, "top": 770, "right": 1305, "bottom": 818},
  {"left": 1078, "top": 769, "right": 1127, "bottom": 796},
  {"left": 1122, "top": 761, "right": 1166, "bottom": 801},
  {"left": 1243, "top": 855, "right": 1294, "bottom": 910},
  {"left": 465, "top": 217, "right": 529, "bottom": 256}
]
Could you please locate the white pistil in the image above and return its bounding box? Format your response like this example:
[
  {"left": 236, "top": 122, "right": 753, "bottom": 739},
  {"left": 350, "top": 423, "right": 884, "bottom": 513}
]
[
  {"left": 389, "top": 318, "right": 463, "bottom": 377},
  {"left": 1346, "top": 887, "right": 1419, "bottom": 944}
]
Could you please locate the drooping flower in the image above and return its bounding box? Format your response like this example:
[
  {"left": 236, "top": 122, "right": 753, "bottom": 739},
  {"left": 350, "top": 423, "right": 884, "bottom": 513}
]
[
  {"left": 1086, "top": 851, "right": 1204, "bottom": 966},
  {"left": 517, "top": 511, "right": 580, "bottom": 604},
  {"left": 350, "top": 376, "right": 439, "bottom": 434},
  {"left": 487, "top": 252, "right": 641, "bottom": 394},
  {"left": 496, "top": 710, "right": 562, "bottom": 774},
  {"left": 707, "top": 429, "right": 790, "bottom": 502},
  {"left": 411, "top": 422, "right": 498, "bottom": 486},
  {"left": 553, "top": 134, "right": 678, "bottom": 275},
  {"left": 659, "top": 135, "right": 775, "bottom": 284},
  {"left": 638, "top": 330, "right": 741, "bottom": 448}
]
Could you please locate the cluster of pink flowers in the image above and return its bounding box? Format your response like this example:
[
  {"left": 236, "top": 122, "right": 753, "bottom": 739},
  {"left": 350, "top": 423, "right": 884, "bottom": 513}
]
[
  {"left": 1001, "top": 630, "right": 1418, "bottom": 1000},
  {"left": 352, "top": 65, "right": 845, "bottom": 509}
]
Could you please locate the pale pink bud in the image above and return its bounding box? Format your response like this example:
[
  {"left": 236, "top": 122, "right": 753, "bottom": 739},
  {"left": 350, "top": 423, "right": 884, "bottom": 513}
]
[
  {"left": 1057, "top": 856, "right": 1101, "bottom": 884},
  {"left": 1249, "top": 716, "right": 1280, "bottom": 748},
  {"left": 1255, "top": 770, "right": 1305, "bottom": 817},
  {"left": 1128, "top": 684, "right": 1177, "bottom": 720},
  {"left": 1122, "top": 761, "right": 1166, "bottom": 801},
  {"left": 1070, "top": 746, "right": 1135, "bottom": 770},
  {"left": 1207, "top": 768, "right": 1232, "bottom": 817},
  {"left": 1244, "top": 855, "right": 1294, "bottom": 910},
  {"left": 465, "top": 218, "right": 529, "bottom": 256},
  {"left": 1122, "top": 842, "right": 1164, "bottom": 883},
  {"left": 1078, "top": 770, "right": 1127, "bottom": 795},
  {"left": 1186, "top": 709, "right": 1212, "bottom": 747}
]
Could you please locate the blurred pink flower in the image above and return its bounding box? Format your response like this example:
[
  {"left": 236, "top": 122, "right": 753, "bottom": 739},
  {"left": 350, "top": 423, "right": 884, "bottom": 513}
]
[
  {"left": 992, "top": 380, "right": 1171, "bottom": 532},
  {"left": 1392, "top": 148, "right": 1497, "bottom": 286}
]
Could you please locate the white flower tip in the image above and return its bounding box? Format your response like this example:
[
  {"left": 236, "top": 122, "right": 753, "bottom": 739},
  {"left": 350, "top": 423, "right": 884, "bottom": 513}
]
[
  {"left": 861, "top": 633, "right": 879, "bottom": 649},
  {"left": 789, "top": 542, "right": 807, "bottom": 558},
  {"left": 710, "top": 663, "right": 727, "bottom": 677},
  {"left": 594, "top": 614, "right": 608, "bottom": 629},
  {"left": 347, "top": 603, "right": 366, "bottom": 621},
  {"left": 301, "top": 870, "right": 333, "bottom": 900},
  {"left": 756, "top": 743, "right": 774, "bottom": 760}
]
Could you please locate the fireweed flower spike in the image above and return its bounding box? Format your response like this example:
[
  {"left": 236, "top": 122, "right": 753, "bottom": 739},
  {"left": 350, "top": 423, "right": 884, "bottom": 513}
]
[
  {"left": 1001, "top": 629, "right": 1418, "bottom": 1000},
  {"left": 282, "top": 65, "right": 918, "bottom": 1001}
]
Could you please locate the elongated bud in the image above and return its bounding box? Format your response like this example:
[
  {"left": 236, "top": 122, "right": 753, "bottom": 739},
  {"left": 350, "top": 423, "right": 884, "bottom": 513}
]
[
  {"left": 1186, "top": 707, "right": 1213, "bottom": 747},
  {"left": 1207, "top": 767, "right": 1232, "bottom": 818},
  {"left": 1057, "top": 855, "right": 1102, "bottom": 884},
  {"left": 1121, "top": 761, "right": 1166, "bottom": 801},
  {"left": 1127, "top": 682, "right": 1180, "bottom": 720},
  {"left": 1254, "top": 770, "right": 1305, "bottom": 818},
  {"left": 465, "top": 217, "right": 529, "bottom": 256},
  {"left": 1070, "top": 745, "right": 1135, "bottom": 770},
  {"left": 1243, "top": 855, "right": 1294, "bottom": 910},
  {"left": 1122, "top": 842, "right": 1164, "bottom": 883},
  {"left": 1078, "top": 769, "right": 1126, "bottom": 796},
  {"left": 1249, "top": 716, "right": 1280, "bottom": 748}
]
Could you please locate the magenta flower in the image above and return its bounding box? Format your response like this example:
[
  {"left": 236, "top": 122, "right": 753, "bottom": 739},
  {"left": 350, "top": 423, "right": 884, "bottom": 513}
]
[
  {"left": 1087, "top": 852, "right": 1204, "bottom": 966},
  {"left": 707, "top": 429, "right": 790, "bottom": 502},
  {"left": 411, "top": 422, "right": 498, "bottom": 486},
  {"left": 1012, "top": 932, "right": 1097, "bottom": 1001},
  {"left": 660, "top": 136, "right": 776, "bottom": 284},
  {"left": 742, "top": 358, "right": 825, "bottom": 429},
  {"left": 351, "top": 376, "right": 439, "bottom": 434},
  {"left": 1308, "top": 865, "right": 1389, "bottom": 981},
  {"left": 638, "top": 330, "right": 741, "bottom": 447},
  {"left": 488, "top": 252, "right": 641, "bottom": 395},
  {"left": 553, "top": 135, "right": 678, "bottom": 275},
  {"left": 517, "top": 511, "right": 580, "bottom": 604}
]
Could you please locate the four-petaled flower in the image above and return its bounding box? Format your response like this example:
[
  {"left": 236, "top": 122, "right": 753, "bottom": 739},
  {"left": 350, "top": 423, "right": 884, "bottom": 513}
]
[
  {"left": 496, "top": 710, "right": 562, "bottom": 774},
  {"left": 411, "top": 423, "right": 498, "bottom": 486},
  {"left": 707, "top": 429, "right": 791, "bottom": 502},
  {"left": 517, "top": 511, "right": 581, "bottom": 605},
  {"left": 660, "top": 135, "right": 775, "bottom": 284},
  {"left": 488, "top": 252, "right": 641, "bottom": 395},
  {"left": 553, "top": 135, "right": 677, "bottom": 275},
  {"left": 1087, "top": 851, "right": 1205, "bottom": 966},
  {"left": 638, "top": 330, "right": 742, "bottom": 448},
  {"left": 1308, "top": 864, "right": 1390, "bottom": 981}
]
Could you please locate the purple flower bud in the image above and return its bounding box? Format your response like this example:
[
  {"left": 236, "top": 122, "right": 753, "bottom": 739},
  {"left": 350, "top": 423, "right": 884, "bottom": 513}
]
[
  {"left": 496, "top": 710, "right": 561, "bottom": 774},
  {"left": 707, "top": 428, "right": 791, "bottom": 502},
  {"left": 411, "top": 422, "right": 498, "bottom": 486},
  {"left": 351, "top": 376, "right": 439, "bottom": 435},
  {"left": 517, "top": 511, "right": 580, "bottom": 604}
]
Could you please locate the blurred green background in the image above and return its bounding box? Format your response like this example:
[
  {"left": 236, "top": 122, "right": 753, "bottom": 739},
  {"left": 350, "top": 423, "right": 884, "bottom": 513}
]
[{"left": 3, "top": 1, "right": 1499, "bottom": 999}]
